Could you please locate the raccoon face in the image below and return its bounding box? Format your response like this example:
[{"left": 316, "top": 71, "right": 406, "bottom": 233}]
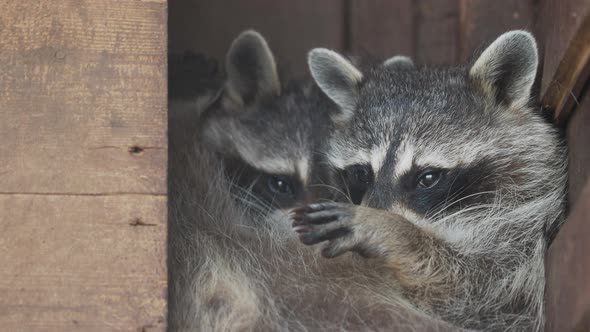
[
  {"left": 309, "top": 31, "right": 562, "bottom": 222},
  {"left": 200, "top": 30, "right": 332, "bottom": 212}
]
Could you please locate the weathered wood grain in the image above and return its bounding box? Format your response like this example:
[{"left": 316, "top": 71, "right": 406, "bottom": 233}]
[
  {"left": 459, "top": 0, "right": 535, "bottom": 61},
  {"left": 168, "top": 0, "right": 345, "bottom": 78},
  {"left": 415, "top": 0, "right": 460, "bottom": 65},
  {"left": 0, "top": 0, "right": 167, "bottom": 195},
  {"left": 0, "top": 0, "right": 167, "bottom": 331},
  {"left": 349, "top": 0, "right": 415, "bottom": 59},
  {"left": 539, "top": 2, "right": 590, "bottom": 124},
  {"left": 0, "top": 194, "right": 167, "bottom": 331}
]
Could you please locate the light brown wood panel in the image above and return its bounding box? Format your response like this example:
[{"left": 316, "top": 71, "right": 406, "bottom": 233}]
[
  {"left": 0, "top": 0, "right": 167, "bottom": 331},
  {"left": 459, "top": 0, "right": 536, "bottom": 61},
  {"left": 0, "top": 0, "right": 167, "bottom": 195},
  {"left": 415, "top": 0, "right": 460, "bottom": 65},
  {"left": 349, "top": 0, "right": 415, "bottom": 58},
  {"left": 0, "top": 194, "right": 166, "bottom": 331},
  {"left": 168, "top": 0, "right": 345, "bottom": 78}
]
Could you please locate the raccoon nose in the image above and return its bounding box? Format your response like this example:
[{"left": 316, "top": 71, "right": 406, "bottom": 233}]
[
  {"left": 362, "top": 186, "right": 396, "bottom": 210},
  {"left": 363, "top": 196, "right": 388, "bottom": 210}
]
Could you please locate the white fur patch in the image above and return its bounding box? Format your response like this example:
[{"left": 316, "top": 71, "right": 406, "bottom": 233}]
[
  {"left": 327, "top": 145, "right": 371, "bottom": 170},
  {"left": 296, "top": 158, "right": 310, "bottom": 185},
  {"left": 393, "top": 140, "right": 414, "bottom": 178},
  {"left": 414, "top": 151, "right": 456, "bottom": 169},
  {"left": 370, "top": 143, "right": 390, "bottom": 175},
  {"left": 251, "top": 157, "right": 296, "bottom": 175}
]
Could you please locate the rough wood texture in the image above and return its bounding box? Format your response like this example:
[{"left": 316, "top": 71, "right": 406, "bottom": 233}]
[
  {"left": 0, "top": 195, "right": 167, "bottom": 331},
  {"left": 0, "top": 1, "right": 167, "bottom": 331},
  {"left": 349, "top": 0, "right": 415, "bottom": 59},
  {"left": 546, "top": 182, "right": 590, "bottom": 332},
  {"left": 539, "top": 2, "right": 590, "bottom": 124},
  {"left": 566, "top": 85, "right": 590, "bottom": 209},
  {"left": 0, "top": 1, "right": 167, "bottom": 195},
  {"left": 415, "top": 0, "right": 460, "bottom": 65},
  {"left": 544, "top": 20, "right": 590, "bottom": 330},
  {"left": 168, "top": 0, "right": 344, "bottom": 78},
  {"left": 459, "top": 0, "right": 535, "bottom": 61}
]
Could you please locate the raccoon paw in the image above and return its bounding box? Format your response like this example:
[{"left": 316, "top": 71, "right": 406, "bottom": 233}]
[{"left": 290, "top": 202, "right": 359, "bottom": 258}]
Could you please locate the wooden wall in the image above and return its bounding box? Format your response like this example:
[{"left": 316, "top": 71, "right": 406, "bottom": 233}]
[
  {"left": 169, "top": 0, "right": 538, "bottom": 77},
  {"left": 0, "top": 1, "right": 167, "bottom": 331}
]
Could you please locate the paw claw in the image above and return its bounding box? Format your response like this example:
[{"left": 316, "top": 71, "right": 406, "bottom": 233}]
[{"left": 293, "top": 225, "right": 310, "bottom": 234}]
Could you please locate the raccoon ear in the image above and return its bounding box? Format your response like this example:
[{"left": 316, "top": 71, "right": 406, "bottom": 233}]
[
  {"left": 224, "top": 30, "right": 281, "bottom": 107},
  {"left": 469, "top": 30, "right": 538, "bottom": 108},
  {"left": 382, "top": 55, "right": 415, "bottom": 70},
  {"left": 308, "top": 48, "right": 363, "bottom": 122}
]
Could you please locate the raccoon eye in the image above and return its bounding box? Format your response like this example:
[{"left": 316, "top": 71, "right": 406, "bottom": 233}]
[
  {"left": 417, "top": 170, "right": 442, "bottom": 189},
  {"left": 267, "top": 175, "right": 294, "bottom": 196},
  {"left": 345, "top": 165, "right": 373, "bottom": 186}
]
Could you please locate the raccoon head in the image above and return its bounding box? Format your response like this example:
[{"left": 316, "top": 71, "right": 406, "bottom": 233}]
[
  {"left": 309, "top": 31, "right": 564, "bottom": 225},
  {"left": 200, "top": 30, "right": 332, "bottom": 213}
]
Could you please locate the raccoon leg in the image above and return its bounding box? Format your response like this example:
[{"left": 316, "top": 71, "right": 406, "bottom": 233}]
[{"left": 291, "top": 202, "right": 453, "bottom": 290}]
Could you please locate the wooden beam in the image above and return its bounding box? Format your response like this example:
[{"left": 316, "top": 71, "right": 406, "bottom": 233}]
[
  {"left": 0, "top": 194, "right": 167, "bottom": 331},
  {"left": 0, "top": 1, "right": 167, "bottom": 330},
  {"left": 540, "top": 9, "right": 590, "bottom": 124},
  {"left": 0, "top": 1, "right": 167, "bottom": 195}
]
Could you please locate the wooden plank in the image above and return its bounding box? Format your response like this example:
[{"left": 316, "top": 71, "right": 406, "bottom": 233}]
[
  {"left": 0, "top": 1, "right": 167, "bottom": 331},
  {"left": 546, "top": 182, "right": 590, "bottom": 332},
  {"left": 539, "top": 3, "right": 590, "bottom": 124},
  {"left": 0, "top": 195, "right": 167, "bottom": 331},
  {"left": 349, "top": 0, "right": 415, "bottom": 58},
  {"left": 415, "top": 0, "right": 460, "bottom": 65},
  {"left": 0, "top": 0, "right": 167, "bottom": 195},
  {"left": 545, "top": 44, "right": 590, "bottom": 332},
  {"left": 566, "top": 86, "right": 590, "bottom": 207},
  {"left": 168, "top": 0, "right": 345, "bottom": 77},
  {"left": 459, "top": 0, "right": 535, "bottom": 61}
]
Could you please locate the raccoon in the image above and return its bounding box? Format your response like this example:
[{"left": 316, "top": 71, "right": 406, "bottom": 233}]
[
  {"left": 168, "top": 30, "right": 460, "bottom": 331},
  {"left": 300, "top": 30, "right": 567, "bottom": 331}
]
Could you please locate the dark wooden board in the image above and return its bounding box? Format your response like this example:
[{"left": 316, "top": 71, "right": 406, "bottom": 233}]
[
  {"left": 459, "top": 0, "right": 535, "bottom": 61},
  {"left": 0, "top": 1, "right": 167, "bottom": 330},
  {"left": 566, "top": 85, "right": 590, "bottom": 205},
  {"left": 415, "top": 0, "right": 460, "bottom": 65},
  {"left": 538, "top": 0, "right": 590, "bottom": 124},
  {"left": 546, "top": 182, "right": 590, "bottom": 332},
  {"left": 349, "top": 0, "right": 415, "bottom": 59},
  {"left": 168, "top": 0, "right": 345, "bottom": 78}
]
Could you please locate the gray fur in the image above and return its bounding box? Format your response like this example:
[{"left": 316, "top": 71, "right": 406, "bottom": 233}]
[
  {"left": 308, "top": 49, "right": 363, "bottom": 122},
  {"left": 167, "top": 29, "right": 477, "bottom": 331},
  {"left": 224, "top": 30, "right": 281, "bottom": 108},
  {"left": 470, "top": 30, "right": 538, "bottom": 109},
  {"left": 168, "top": 30, "right": 461, "bottom": 331},
  {"left": 307, "top": 30, "right": 567, "bottom": 331},
  {"left": 383, "top": 55, "right": 415, "bottom": 70}
]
